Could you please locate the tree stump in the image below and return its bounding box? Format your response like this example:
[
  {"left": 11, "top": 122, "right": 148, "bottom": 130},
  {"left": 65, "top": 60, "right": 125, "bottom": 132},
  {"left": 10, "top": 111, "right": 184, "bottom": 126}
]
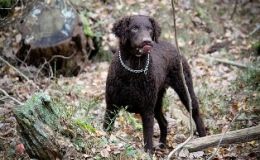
[
  {"left": 13, "top": 93, "right": 83, "bottom": 159},
  {"left": 16, "top": 0, "right": 95, "bottom": 76}
]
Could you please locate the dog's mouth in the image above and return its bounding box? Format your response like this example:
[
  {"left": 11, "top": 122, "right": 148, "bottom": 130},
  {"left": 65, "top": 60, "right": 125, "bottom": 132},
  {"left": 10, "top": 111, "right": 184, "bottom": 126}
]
[{"left": 135, "top": 44, "right": 153, "bottom": 57}]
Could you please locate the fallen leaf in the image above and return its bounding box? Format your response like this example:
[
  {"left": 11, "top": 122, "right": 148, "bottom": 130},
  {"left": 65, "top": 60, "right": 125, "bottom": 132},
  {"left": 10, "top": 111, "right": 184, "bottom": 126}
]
[
  {"left": 179, "top": 148, "right": 189, "bottom": 158},
  {"left": 230, "top": 101, "right": 239, "bottom": 116},
  {"left": 100, "top": 148, "right": 110, "bottom": 158},
  {"left": 190, "top": 151, "right": 204, "bottom": 158}
]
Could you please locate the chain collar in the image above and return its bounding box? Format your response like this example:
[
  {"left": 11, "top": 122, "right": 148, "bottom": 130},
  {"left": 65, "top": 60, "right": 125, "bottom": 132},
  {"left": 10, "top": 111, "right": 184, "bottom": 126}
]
[{"left": 118, "top": 50, "right": 150, "bottom": 75}]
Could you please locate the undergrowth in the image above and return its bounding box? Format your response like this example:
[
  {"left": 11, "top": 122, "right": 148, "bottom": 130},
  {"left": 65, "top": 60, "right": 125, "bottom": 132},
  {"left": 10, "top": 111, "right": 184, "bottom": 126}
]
[
  {"left": 198, "top": 42, "right": 260, "bottom": 134},
  {"left": 45, "top": 80, "right": 151, "bottom": 159}
]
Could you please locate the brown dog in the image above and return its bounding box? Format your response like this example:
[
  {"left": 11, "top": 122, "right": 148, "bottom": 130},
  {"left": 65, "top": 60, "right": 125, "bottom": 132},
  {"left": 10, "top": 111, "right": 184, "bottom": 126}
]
[{"left": 103, "top": 15, "right": 206, "bottom": 153}]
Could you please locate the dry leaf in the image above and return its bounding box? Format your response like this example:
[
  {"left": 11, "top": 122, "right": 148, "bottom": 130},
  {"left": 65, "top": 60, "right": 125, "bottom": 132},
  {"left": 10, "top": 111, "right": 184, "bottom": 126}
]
[
  {"left": 222, "top": 125, "right": 229, "bottom": 133},
  {"left": 100, "top": 148, "right": 110, "bottom": 158},
  {"left": 179, "top": 148, "right": 189, "bottom": 158},
  {"left": 190, "top": 151, "right": 204, "bottom": 158},
  {"left": 230, "top": 101, "right": 239, "bottom": 116}
]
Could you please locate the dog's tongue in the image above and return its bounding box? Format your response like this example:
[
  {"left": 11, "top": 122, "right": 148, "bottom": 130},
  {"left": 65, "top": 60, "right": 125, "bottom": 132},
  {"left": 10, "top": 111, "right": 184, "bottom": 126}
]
[{"left": 142, "top": 45, "right": 152, "bottom": 53}]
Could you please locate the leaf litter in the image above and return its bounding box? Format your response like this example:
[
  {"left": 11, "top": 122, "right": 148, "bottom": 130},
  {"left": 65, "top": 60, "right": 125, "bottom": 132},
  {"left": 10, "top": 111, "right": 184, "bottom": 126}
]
[{"left": 0, "top": 0, "right": 259, "bottom": 159}]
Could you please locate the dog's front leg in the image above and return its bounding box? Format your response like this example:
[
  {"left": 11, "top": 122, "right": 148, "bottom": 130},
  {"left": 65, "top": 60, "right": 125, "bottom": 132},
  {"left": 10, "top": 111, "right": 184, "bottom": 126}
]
[{"left": 141, "top": 112, "right": 154, "bottom": 153}]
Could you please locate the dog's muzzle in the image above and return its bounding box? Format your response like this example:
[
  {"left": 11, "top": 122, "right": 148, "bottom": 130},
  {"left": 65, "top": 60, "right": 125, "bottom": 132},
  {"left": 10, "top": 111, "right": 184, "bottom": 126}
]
[{"left": 136, "top": 43, "right": 153, "bottom": 56}]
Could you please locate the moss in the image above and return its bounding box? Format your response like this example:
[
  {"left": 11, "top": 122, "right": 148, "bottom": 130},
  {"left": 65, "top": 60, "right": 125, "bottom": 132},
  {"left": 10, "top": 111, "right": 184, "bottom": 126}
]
[
  {"left": 80, "top": 12, "right": 94, "bottom": 37},
  {"left": 0, "top": 0, "right": 15, "bottom": 8},
  {"left": 14, "top": 92, "right": 60, "bottom": 130},
  {"left": 0, "top": 0, "right": 16, "bottom": 17},
  {"left": 92, "top": 49, "right": 112, "bottom": 62},
  {"left": 74, "top": 119, "right": 96, "bottom": 134},
  {"left": 240, "top": 67, "right": 260, "bottom": 91},
  {"left": 252, "top": 41, "right": 260, "bottom": 56}
]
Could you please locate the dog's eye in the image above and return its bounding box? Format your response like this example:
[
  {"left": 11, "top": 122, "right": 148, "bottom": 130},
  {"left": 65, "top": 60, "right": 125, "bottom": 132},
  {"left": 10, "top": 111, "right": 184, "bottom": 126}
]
[
  {"left": 146, "top": 26, "right": 153, "bottom": 32},
  {"left": 131, "top": 26, "right": 139, "bottom": 32}
]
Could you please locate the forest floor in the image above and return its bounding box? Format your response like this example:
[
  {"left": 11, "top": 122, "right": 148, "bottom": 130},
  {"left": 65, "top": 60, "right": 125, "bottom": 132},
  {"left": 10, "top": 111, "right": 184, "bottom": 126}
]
[{"left": 0, "top": 0, "right": 259, "bottom": 159}]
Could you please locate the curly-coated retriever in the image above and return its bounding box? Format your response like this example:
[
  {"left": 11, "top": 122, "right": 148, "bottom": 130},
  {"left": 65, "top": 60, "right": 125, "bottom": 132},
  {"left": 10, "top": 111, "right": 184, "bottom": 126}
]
[{"left": 103, "top": 15, "right": 206, "bottom": 153}]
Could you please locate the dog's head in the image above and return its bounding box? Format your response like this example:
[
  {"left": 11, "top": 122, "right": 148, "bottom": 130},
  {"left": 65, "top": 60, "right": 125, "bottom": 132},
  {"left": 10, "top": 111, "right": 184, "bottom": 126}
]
[{"left": 112, "top": 15, "right": 161, "bottom": 57}]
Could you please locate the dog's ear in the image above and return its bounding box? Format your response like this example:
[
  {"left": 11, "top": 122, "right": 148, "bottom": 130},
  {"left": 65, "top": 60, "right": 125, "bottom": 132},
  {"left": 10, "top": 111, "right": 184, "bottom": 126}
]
[
  {"left": 112, "top": 17, "right": 131, "bottom": 44},
  {"left": 149, "top": 17, "right": 161, "bottom": 42}
]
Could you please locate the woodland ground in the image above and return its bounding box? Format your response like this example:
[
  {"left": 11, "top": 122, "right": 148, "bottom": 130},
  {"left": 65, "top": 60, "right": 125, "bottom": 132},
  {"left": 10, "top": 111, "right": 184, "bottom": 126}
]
[{"left": 0, "top": 0, "right": 259, "bottom": 159}]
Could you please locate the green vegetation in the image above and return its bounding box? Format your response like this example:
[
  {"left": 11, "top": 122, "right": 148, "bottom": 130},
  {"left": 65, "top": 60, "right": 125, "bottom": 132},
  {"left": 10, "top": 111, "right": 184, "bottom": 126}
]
[
  {"left": 80, "top": 12, "right": 94, "bottom": 37},
  {"left": 14, "top": 92, "right": 60, "bottom": 130},
  {"left": 125, "top": 112, "right": 142, "bottom": 131},
  {"left": 13, "top": 91, "right": 148, "bottom": 159},
  {"left": 252, "top": 41, "right": 260, "bottom": 56},
  {"left": 197, "top": 52, "right": 259, "bottom": 134},
  {"left": 163, "top": 94, "right": 170, "bottom": 112},
  {"left": 240, "top": 67, "right": 260, "bottom": 91},
  {"left": 0, "top": 0, "right": 15, "bottom": 18},
  {"left": 0, "top": 0, "right": 15, "bottom": 8},
  {"left": 74, "top": 119, "right": 96, "bottom": 133}
]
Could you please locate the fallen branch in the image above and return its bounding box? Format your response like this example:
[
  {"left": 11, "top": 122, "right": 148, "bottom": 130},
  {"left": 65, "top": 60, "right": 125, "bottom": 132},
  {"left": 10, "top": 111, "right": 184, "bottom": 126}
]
[
  {"left": 199, "top": 55, "right": 260, "bottom": 71},
  {"left": 249, "top": 23, "right": 260, "bottom": 36},
  {"left": 184, "top": 125, "right": 260, "bottom": 152},
  {"left": 207, "top": 111, "right": 240, "bottom": 159},
  {"left": 0, "top": 136, "right": 7, "bottom": 140},
  {"left": 0, "top": 88, "right": 23, "bottom": 105},
  {"left": 35, "top": 52, "right": 76, "bottom": 80},
  {"left": 230, "top": 0, "right": 238, "bottom": 20}
]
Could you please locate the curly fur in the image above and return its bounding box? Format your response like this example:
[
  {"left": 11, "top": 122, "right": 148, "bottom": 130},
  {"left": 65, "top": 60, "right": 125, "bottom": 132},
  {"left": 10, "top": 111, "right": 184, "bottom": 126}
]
[{"left": 103, "top": 15, "right": 206, "bottom": 153}]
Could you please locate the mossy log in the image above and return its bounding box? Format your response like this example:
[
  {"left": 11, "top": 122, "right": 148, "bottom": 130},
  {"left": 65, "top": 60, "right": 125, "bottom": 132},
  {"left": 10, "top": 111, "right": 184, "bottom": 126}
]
[{"left": 13, "top": 93, "right": 83, "bottom": 159}]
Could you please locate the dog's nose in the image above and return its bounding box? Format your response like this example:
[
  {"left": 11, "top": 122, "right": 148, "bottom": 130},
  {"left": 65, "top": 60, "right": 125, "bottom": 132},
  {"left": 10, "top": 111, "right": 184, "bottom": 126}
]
[{"left": 142, "top": 37, "right": 152, "bottom": 45}]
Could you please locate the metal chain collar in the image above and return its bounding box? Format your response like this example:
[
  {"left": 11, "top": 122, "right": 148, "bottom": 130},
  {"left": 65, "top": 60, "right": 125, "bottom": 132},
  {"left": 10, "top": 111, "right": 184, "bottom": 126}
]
[{"left": 118, "top": 50, "right": 150, "bottom": 75}]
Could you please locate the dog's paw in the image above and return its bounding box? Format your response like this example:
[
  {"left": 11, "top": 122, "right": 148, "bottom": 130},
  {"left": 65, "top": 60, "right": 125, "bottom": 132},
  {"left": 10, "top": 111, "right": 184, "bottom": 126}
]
[{"left": 154, "top": 142, "right": 166, "bottom": 150}]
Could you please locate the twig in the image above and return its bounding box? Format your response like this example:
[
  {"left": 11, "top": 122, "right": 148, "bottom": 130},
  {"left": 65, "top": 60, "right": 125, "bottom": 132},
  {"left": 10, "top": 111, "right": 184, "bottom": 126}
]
[
  {"left": 0, "top": 56, "right": 39, "bottom": 89},
  {"left": 35, "top": 52, "right": 76, "bottom": 80},
  {"left": 0, "top": 88, "right": 23, "bottom": 105},
  {"left": 0, "top": 128, "right": 15, "bottom": 136},
  {"left": 35, "top": 58, "right": 49, "bottom": 81},
  {"left": 114, "top": 135, "right": 140, "bottom": 151},
  {"left": 207, "top": 111, "right": 241, "bottom": 160},
  {"left": 249, "top": 23, "right": 260, "bottom": 36},
  {"left": 230, "top": 0, "right": 238, "bottom": 20},
  {"left": 167, "top": 1, "right": 194, "bottom": 159},
  {"left": 22, "top": 47, "right": 32, "bottom": 63},
  {"left": 0, "top": 136, "right": 7, "bottom": 140},
  {"left": 199, "top": 55, "right": 260, "bottom": 71},
  {"left": 0, "top": 96, "right": 8, "bottom": 101},
  {"left": 115, "top": 135, "right": 132, "bottom": 144}
]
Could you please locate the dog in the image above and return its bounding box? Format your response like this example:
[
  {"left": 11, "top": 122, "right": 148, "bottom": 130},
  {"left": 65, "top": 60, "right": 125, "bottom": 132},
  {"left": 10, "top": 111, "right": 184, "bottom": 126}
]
[{"left": 103, "top": 15, "right": 206, "bottom": 153}]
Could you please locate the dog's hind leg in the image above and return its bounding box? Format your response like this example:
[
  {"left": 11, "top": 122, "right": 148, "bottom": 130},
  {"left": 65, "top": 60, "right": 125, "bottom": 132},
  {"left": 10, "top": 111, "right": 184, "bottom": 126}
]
[
  {"left": 169, "top": 58, "right": 206, "bottom": 137},
  {"left": 154, "top": 89, "right": 168, "bottom": 148}
]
